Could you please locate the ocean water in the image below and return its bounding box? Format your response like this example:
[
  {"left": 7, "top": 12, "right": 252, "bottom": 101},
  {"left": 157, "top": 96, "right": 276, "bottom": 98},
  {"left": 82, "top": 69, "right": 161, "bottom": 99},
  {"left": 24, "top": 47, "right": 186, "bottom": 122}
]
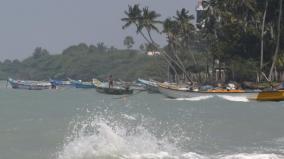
[{"left": 1, "top": 84, "right": 284, "bottom": 159}]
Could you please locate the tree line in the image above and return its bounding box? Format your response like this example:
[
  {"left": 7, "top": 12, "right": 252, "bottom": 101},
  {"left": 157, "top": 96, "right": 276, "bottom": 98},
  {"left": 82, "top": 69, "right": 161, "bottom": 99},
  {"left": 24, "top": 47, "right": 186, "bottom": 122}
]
[
  {"left": 122, "top": 0, "right": 284, "bottom": 83},
  {"left": 1, "top": 1, "right": 284, "bottom": 83},
  {"left": 0, "top": 43, "right": 167, "bottom": 81}
]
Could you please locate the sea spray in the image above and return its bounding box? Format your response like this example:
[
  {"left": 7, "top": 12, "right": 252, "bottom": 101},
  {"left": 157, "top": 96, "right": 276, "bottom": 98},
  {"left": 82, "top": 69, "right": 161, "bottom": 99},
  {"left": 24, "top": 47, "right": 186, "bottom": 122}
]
[
  {"left": 56, "top": 109, "right": 181, "bottom": 159},
  {"left": 55, "top": 104, "right": 284, "bottom": 159}
]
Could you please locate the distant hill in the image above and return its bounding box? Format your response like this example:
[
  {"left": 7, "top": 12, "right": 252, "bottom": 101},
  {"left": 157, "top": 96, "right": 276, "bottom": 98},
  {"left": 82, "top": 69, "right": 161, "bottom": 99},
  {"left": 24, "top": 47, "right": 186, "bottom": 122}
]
[{"left": 0, "top": 43, "right": 167, "bottom": 81}]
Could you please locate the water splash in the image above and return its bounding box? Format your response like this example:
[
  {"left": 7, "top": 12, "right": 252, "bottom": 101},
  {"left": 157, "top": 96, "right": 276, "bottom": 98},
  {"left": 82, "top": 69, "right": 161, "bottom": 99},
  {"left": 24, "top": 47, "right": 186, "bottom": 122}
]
[
  {"left": 121, "top": 114, "right": 136, "bottom": 121},
  {"left": 55, "top": 108, "right": 284, "bottom": 159},
  {"left": 56, "top": 113, "right": 181, "bottom": 159},
  {"left": 217, "top": 95, "right": 249, "bottom": 102}
]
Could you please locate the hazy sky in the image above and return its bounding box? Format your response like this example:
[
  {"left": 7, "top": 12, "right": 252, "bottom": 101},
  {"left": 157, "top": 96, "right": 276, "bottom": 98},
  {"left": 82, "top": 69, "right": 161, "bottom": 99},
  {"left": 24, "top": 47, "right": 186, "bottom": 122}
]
[{"left": 0, "top": 0, "right": 197, "bottom": 60}]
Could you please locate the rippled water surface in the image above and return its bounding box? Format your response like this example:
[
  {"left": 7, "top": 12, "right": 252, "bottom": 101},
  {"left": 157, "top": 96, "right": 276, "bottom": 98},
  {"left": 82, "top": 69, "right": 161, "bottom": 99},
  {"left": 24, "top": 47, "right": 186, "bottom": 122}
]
[{"left": 1, "top": 84, "right": 284, "bottom": 159}]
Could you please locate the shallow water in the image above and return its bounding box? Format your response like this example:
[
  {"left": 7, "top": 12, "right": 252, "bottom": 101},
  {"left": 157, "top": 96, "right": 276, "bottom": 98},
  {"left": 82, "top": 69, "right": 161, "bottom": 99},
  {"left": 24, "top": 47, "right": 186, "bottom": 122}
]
[{"left": 0, "top": 84, "right": 284, "bottom": 159}]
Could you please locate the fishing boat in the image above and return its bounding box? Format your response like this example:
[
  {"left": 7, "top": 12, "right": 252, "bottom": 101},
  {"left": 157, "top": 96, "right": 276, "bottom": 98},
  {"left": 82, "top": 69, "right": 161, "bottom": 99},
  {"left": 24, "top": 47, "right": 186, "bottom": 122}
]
[
  {"left": 8, "top": 78, "right": 51, "bottom": 90},
  {"left": 49, "top": 79, "right": 72, "bottom": 88},
  {"left": 96, "top": 86, "right": 133, "bottom": 95},
  {"left": 94, "top": 79, "right": 133, "bottom": 95},
  {"left": 68, "top": 78, "right": 96, "bottom": 88},
  {"left": 158, "top": 82, "right": 192, "bottom": 98},
  {"left": 158, "top": 83, "right": 284, "bottom": 101},
  {"left": 137, "top": 78, "right": 159, "bottom": 93}
]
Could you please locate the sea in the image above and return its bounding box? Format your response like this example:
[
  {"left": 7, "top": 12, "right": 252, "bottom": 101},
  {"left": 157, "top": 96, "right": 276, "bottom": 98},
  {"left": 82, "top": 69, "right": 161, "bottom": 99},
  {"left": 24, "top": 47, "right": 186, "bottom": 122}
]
[{"left": 1, "top": 83, "right": 284, "bottom": 159}]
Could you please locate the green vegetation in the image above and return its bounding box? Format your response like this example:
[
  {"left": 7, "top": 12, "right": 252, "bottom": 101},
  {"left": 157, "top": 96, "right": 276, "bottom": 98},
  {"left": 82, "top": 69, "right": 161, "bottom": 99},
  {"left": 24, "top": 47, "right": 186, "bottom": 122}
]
[
  {"left": 1, "top": 1, "right": 284, "bottom": 83},
  {"left": 122, "top": 1, "right": 284, "bottom": 83},
  {"left": 0, "top": 44, "right": 167, "bottom": 81}
]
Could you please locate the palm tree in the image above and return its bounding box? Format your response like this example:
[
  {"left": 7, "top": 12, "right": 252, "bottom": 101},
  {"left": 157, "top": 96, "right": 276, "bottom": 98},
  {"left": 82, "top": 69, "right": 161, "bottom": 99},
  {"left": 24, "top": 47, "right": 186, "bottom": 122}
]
[
  {"left": 122, "top": 4, "right": 151, "bottom": 43},
  {"left": 260, "top": 0, "right": 269, "bottom": 74},
  {"left": 139, "top": 7, "right": 161, "bottom": 44},
  {"left": 122, "top": 4, "right": 141, "bottom": 30},
  {"left": 174, "top": 8, "right": 197, "bottom": 65},
  {"left": 163, "top": 18, "right": 187, "bottom": 81},
  {"left": 269, "top": 0, "right": 283, "bottom": 81},
  {"left": 123, "top": 36, "right": 135, "bottom": 49},
  {"left": 122, "top": 5, "right": 194, "bottom": 83}
]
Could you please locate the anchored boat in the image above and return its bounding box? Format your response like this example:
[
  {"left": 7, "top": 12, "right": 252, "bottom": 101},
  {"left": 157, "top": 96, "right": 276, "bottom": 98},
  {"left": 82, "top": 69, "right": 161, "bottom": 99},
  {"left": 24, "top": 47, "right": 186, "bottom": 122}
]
[
  {"left": 8, "top": 78, "right": 51, "bottom": 90},
  {"left": 96, "top": 86, "right": 133, "bottom": 95},
  {"left": 158, "top": 83, "right": 284, "bottom": 101},
  {"left": 49, "top": 79, "right": 72, "bottom": 88},
  {"left": 68, "top": 78, "right": 96, "bottom": 88},
  {"left": 137, "top": 78, "right": 159, "bottom": 93},
  {"left": 94, "top": 79, "right": 133, "bottom": 95}
]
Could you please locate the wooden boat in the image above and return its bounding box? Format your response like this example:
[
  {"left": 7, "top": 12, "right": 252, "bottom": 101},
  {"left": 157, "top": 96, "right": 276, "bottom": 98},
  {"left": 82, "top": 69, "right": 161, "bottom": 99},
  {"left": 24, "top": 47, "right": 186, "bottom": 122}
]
[
  {"left": 158, "top": 83, "right": 284, "bottom": 101},
  {"left": 96, "top": 86, "right": 133, "bottom": 95},
  {"left": 129, "top": 83, "right": 146, "bottom": 91},
  {"left": 8, "top": 78, "right": 51, "bottom": 90},
  {"left": 158, "top": 83, "right": 192, "bottom": 99},
  {"left": 94, "top": 79, "right": 133, "bottom": 95},
  {"left": 137, "top": 78, "right": 159, "bottom": 93},
  {"left": 68, "top": 78, "right": 96, "bottom": 88}
]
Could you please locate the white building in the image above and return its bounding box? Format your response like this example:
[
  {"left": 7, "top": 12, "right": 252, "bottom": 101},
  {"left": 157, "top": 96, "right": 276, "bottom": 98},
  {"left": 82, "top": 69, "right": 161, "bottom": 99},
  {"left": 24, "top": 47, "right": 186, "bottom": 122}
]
[{"left": 146, "top": 51, "right": 161, "bottom": 56}]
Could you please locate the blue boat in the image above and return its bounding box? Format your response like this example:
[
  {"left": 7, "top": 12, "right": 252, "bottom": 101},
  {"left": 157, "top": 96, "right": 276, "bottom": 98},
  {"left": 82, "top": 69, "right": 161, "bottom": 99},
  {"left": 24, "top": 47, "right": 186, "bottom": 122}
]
[
  {"left": 68, "top": 78, "right": 96, "bottom": 88},
  {"left": 49, "top": 79, "right": 72, "bottom": 88},
  {"left": 8, "top": 78, "right": 51, "bottom": 90}
]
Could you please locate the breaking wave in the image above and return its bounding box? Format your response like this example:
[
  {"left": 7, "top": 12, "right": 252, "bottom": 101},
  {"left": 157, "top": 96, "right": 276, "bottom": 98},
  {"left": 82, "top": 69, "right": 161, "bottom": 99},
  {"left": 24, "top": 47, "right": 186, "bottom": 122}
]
[
  {"left": 217, "top": 95, "right": 249, "bottom": 102},
  {"left": 56, "top": 111, "right": 180, "bottom": 159},
  {"left": 219, "top": 153, "right": 282, "bottom": 159},
  {"left": 174, "top": 95, "right": 214, "bottom": 101},
  {"left": 55, "top": 109, "right": 284, "bottom": 159}
]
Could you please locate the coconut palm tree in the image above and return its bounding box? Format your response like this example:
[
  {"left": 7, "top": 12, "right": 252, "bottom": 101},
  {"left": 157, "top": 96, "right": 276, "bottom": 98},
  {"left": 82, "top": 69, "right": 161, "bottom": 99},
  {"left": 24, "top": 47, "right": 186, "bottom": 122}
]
[
  {"left": 123, "top": 36, "right": 135, "bottom": 49},
  {"left": 174, "top": 8, "right": 197, "bottom": 65},
  {"left": 269, "top": 0, "right": 283, "bottom": 81},
  {"left": 122, "top": 5, "right": 194, "bottom": 83},
  {"left": 122, "top": 4, "right": 151, "bottom": 43},
  {"left": 260, "top": 0, "right": 269, "bottom": 73},
  {"left": 139, "top": 7, "right": 161, "bottom": 44}
]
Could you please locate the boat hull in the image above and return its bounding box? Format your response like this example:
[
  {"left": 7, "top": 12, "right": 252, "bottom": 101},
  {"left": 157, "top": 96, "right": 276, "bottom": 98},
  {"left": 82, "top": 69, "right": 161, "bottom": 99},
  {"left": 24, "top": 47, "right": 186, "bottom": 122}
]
[
  {"left": 96, "top": 87, "right": 133, "bottom": 95},
  {"left": 159, "top": 86, "right": 284, "bottom": 101},
  {"left": 69, "top": 79, "right": 96, "bottom": 88},
  {"left": 50, "top": 79, "right": 72, "bottom": 88},
  {"left": 253, "top": 91, "right": 284, "bottom": 101},
  {"left": 137, "top": 79, "right": 159, "bottom": 93},
  {"left": 8, "top": 78, "right": 51, "bottom": 90}
]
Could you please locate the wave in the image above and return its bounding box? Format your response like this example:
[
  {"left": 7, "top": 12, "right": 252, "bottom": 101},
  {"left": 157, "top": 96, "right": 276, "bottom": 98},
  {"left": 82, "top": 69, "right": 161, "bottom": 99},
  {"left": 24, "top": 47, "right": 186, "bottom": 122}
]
[
  {"left": 56, "top": 114, "right": 179, "bottom": 159},
  {"left": 217, "top": 95, "right": 249, "bottom": 102},
  {"left": 55, "top": 110, "right": 283, "bottom": 159},
  {"left": 219, "top": 153, "right": 283, "bottom": 159},
  {"left": 174, "top": 95, "right": 214, "bottom": 101}
]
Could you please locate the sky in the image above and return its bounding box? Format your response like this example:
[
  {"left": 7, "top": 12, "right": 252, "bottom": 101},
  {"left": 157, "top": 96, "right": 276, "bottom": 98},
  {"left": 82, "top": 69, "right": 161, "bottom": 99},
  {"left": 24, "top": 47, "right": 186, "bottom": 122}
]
[{"left": 0, "top": 0, "right": 197, "bottom": 60}]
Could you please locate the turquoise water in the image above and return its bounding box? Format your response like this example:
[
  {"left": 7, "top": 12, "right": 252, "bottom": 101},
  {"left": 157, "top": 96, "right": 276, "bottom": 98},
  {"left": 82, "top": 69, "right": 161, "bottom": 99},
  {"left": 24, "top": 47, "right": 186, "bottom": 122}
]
[{"left": 1, "top": 84, "right": 284, "bottom": 159}]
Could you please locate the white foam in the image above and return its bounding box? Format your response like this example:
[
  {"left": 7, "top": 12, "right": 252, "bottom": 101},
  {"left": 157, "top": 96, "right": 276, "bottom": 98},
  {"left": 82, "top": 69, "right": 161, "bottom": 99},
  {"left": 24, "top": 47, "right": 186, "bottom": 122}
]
[
  {"left": 181, "top": 152, "right": 209, "bottom": 159},
  {"left": 175, "top": 96, "right": 213, "bottom": 101},
  {"left": 121, "top": 114, "right": 136, "bottom": 121},
  {"left": 217, "top": 95, "right": 249, "bottom": 102},
  {"left": 56, "top": 117, "right": 179, "bottom": 159},
  {"left": 220, "top": 153, "right": 283, "bottom": 159},
  {"left": 56, "top": 115, "right": 284, "bottom": 159}
]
